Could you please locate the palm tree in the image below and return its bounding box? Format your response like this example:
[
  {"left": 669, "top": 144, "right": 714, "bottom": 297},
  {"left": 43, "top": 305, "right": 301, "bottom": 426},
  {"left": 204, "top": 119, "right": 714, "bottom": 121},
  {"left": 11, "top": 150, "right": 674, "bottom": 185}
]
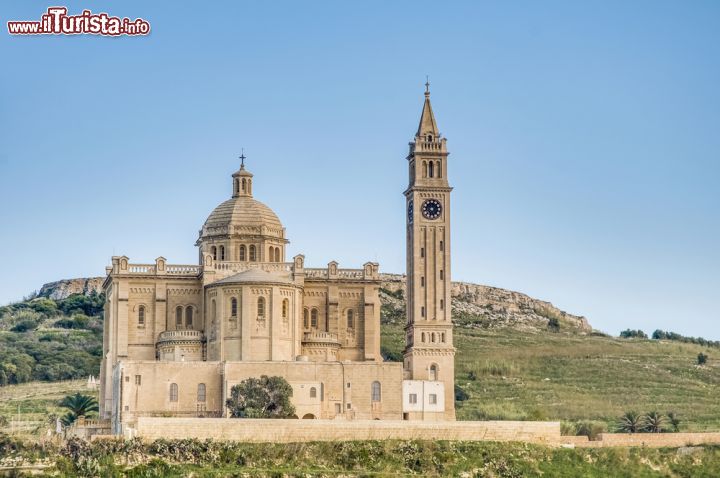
[
  {"left": 617, "top": 411, "right": 642, "bottom": 433},
  {"left": 59, "top": 393, "right": 98, "bottom": 426},
  {"left": 644, "top": 411, "right": 665, "bottom": 433},
  {"left": 667, "top": 411, "right": 681, "bottom": 432}
]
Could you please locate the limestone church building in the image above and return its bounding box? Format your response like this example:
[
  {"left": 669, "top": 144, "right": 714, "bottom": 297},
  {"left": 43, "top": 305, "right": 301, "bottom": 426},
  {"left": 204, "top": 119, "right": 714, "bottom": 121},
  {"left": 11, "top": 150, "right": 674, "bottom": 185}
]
[{"left": 100, "top": 86, "right": 456, "bottom": 433}]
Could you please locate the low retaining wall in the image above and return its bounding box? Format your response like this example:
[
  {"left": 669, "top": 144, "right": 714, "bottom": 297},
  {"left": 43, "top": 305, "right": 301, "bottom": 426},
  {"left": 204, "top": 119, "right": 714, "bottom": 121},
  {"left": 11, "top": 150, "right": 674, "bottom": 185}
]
[
  {"left": 134, "top": 418, "right": 561, "bottom": 444},
  {"left": 574, "top": 432, "right": 720, "bottom": 448},
  {"left": 131, "top": 418, "right": 720, "bottom": 448}
]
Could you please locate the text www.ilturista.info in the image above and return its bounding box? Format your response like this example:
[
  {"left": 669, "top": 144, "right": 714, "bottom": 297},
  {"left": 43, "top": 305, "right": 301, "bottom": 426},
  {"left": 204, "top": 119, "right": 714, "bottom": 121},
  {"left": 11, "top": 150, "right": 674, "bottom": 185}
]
[{"left": 7, "top": 7, "right": 150, "bottom": 36}]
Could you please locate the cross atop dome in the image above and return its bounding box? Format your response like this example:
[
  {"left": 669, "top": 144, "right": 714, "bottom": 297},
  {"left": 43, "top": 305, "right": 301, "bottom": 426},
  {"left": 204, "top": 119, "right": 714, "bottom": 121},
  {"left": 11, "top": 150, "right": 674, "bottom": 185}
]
[{"left": 239, "top": 149, "right": 246, "bottom": 169}]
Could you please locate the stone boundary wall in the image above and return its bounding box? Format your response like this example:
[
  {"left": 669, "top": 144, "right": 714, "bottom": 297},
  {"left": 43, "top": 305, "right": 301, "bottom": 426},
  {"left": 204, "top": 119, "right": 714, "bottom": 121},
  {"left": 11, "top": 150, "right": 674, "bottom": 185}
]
[
  {"left": 131, "top": 418, "right": 720, "bottom": 448},
  {"left": 570, "top": 432, "right": 720, "bottom": 448},
  {"left": 134, "top": 418, "right": 561, "bottom": 444}
]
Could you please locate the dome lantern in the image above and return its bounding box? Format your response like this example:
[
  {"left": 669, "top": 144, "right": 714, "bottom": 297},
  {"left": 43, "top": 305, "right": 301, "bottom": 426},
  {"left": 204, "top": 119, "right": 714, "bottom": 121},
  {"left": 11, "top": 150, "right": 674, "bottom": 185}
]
[{"left": 232, "top": 151, "right": 253, "bottom": 198}]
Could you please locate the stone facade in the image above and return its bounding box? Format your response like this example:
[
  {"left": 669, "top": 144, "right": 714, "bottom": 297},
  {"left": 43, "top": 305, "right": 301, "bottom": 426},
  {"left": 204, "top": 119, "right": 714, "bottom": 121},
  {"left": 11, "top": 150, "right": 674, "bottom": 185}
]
[{"left": 99, "top": 89, "right": 457, "bottom": 434}]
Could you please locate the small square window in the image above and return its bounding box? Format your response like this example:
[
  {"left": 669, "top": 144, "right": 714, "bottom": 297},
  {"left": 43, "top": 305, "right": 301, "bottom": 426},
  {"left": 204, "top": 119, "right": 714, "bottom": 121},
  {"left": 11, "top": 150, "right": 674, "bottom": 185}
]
[
  {"left": 429, "top": 394, "right": 437, "bottom": 405},
  {"left": 135, "top": 375, "right": 141, "bottom": 385},
  {"left": 347, "top": 403, "right": 352, "bottom": 409},
  {"left": 124, "top": 405, "right": 129, "bottom": 411},
  {"left": 409, "top": 393, "right": 417, "bottom": 404},
  {"left": 347, "top": 382, "right": 351, "bottom": 388},
  {"left": 125, "top": 376, "right": 129, "bottom": 382}
]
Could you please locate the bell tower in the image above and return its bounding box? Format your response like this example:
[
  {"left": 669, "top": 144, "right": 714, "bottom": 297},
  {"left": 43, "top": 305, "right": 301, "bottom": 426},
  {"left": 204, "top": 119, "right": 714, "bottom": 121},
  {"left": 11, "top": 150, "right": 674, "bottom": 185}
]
[{"left": 403, "top": 82, "right": 455, "bottom": 420}]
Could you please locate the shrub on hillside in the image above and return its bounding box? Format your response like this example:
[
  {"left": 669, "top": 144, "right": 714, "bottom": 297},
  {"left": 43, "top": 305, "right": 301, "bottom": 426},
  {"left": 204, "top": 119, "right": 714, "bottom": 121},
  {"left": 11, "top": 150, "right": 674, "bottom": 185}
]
[
  {"left": 697, "top": 352, "right": 708, "bottom": 365},
  {"left": 652, "top": 329, "right": 720, "bottom": 348},
  {"left": 620, "top": 329, "right": 648, "bottom": 339},
  {"left": 57, "top": 292, "right": 105, "bottom": 317},
  {"left": 547, "top": 317, "right": 560, "bottom": 332},
  {"left": 10, "top": 318, "right": 39, "bottom": 333},
  {"left": 28, "top": 298, "right": 58, "bottom": 316},
  {"left": 454, "top": 384, "right": 469, "bottom": 403},
  {"left": 565, "top": 421, "right": 607, "bottom": 440},
  {"left": 55, "top": 314, "right": 91, "bottom": 330}
]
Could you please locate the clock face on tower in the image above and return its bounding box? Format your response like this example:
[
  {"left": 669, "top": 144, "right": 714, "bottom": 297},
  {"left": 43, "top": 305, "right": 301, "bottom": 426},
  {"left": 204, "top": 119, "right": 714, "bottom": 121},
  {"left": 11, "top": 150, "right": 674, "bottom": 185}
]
[
  {"left": 407, "top": 200, "right": 414, "bottom": 224},
  {"left": 421, "top": 199, "right": 442, "bottom": 220}
]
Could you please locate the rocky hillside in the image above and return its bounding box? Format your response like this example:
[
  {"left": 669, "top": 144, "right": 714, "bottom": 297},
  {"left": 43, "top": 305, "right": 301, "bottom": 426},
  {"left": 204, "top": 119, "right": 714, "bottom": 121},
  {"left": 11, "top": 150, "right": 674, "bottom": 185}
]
[
  {"left": 38, "top": 275, "right": 591, "bottom": 333},
  {"left": 38, "top": 278, "right": 104, "bottom": 301},
  {"left": 380, "top": 273, "right": 591, "bottom": 332}
]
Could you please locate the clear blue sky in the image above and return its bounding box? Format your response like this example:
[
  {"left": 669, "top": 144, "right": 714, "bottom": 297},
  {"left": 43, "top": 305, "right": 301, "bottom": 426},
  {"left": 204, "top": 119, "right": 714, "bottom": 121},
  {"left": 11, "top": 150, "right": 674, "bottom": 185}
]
[{"left": 1, "top": 1, "right": 718, "bottom": 339}]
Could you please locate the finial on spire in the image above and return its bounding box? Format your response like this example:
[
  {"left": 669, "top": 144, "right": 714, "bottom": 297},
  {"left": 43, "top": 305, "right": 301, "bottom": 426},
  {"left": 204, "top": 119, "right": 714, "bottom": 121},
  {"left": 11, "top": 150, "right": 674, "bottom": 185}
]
[
  {"left": 425, "top": 76, "right": 430, "bottom": 96},
  {"left": 239, "top": 148, "right": 246, "bottom": 169}
]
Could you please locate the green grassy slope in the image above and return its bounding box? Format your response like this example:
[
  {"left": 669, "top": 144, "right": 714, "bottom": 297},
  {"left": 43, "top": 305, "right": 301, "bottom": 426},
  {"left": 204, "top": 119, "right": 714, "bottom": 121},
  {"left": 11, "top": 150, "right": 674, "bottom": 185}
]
[{"left": 382, "top": 323, "right": 720, "bottom": 431}]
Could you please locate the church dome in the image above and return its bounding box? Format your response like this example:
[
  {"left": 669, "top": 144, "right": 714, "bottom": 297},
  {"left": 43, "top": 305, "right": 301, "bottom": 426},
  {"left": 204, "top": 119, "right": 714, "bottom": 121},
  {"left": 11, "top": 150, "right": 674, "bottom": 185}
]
[
  {"left": 204, "top": 196, "right": 283, "bottom": 232},
  {"left": 199, "top": 159, "right": 286, "bottom": 243}
]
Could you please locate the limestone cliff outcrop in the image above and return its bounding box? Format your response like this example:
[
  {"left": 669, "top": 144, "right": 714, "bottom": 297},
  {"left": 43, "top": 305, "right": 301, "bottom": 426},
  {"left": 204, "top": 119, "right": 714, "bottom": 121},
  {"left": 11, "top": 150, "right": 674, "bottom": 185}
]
[
  {"left": 37, "top": 277, "right": 104, "bottom": 301},
  {"left": 379, "top": 273, "right": 591, "bottom": 332},
  {"left": 37, "top": 274, "right": 591, "bottom": 332}
]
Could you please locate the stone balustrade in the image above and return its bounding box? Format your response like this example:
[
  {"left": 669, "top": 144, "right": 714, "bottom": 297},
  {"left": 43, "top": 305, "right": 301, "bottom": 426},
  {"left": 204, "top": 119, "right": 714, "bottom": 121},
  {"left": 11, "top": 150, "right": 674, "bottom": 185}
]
[
  {"left": 305, "top": 268, "right": 365, "bottom": 279},
  {"left": 302, "top": 331, "right": 340, "bottom": 344},
  {"left": 118, "top": 261, "right": 200, "bottom": 277},
  {"left": 157, "top": 330, "right": 203, "bottom": 343},
  {"left": 167, "top": 265, "right": 201, "bottom": 275},
  {"left": 212, "top": 261, "right": 293, "bottom": 273}
]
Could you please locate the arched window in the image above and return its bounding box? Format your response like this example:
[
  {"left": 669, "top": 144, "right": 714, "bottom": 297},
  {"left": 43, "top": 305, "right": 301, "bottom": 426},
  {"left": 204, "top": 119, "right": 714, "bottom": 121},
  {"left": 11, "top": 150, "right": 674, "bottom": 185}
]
[
  {"left": 371, "top": 381, "right": 381, "bottom": 402},
  {"left": 138, "top": 305, "right": 145, "bottom": 326},
  {"left": 275, "top": 247, "right": 281, "bottom": 262},
  {"left": 420, "top": 247, "right": 424, "bottom": 258},
  {"left": 176, "top": 306, "right": 183, "bottom": 327},
  {"left": 347, "top": 309, "right": 354, "bottom": 329},
  {"left": 249, "top": 245, "right": 256, "bottom": 261},
  {"left": 439, "top": 240, "right": 444, "bottom": 251},
  {"left": 231, "top": 297, "right": 238, "bottom": 317},
  {"left": 421, "top": 306, "right": 425, "bottom": 317},
  {"left": 169, "top": 383, "right": 178, "bottom": 402},
  {"left": 310, "top": 308, "right": 318, "bottom": 328},
  {"left": 440, "top": 270, "right": 444, "bottom": 280},
  {"left": 441, "top": 332, "right": 446, "bottom": 343},
  {"left": 440, "top": 299, "right": 444, "bottom": 310},
  {"left": 427, "top": 134, "right": 433, "bottom": 142},
  {"left": 239, "top": 245, "right": 246, "bottom": 261},
  {"left": 422, "top": 161, "right": 427, "bottom": 178},
  {"left": 257, "top": 297, "right": 265, "bottom": 318},
  {"left": 242, "top": 178, "right": 246, "bottom": 192},
  {"left": 310, "top": 387, "right": 317, "bottom": 398},
  {"left": 234, "top": 179, "right": 239, "bottom": 196},
  {"left": 421, "top": 332, "right": 426, "bottom": 343},
  {"left": 303, "top": 308, "right": 309, "bottom": 329},
  {"left": 428, "top": 161, "right": 434, "bottom": 178},
  {"left": 429, "top": 364, "right": 438, "bottom": 381},
  {"left": 185, "top": 306, "right": 193, "bottom": 328},
  {"left": 219, "top": 245, "right": 225, "bottom": 261},
  {"left": 197, "top": 383, "right": 206, "bottom": 402},
  {"left": 211, "top": 246, "right": 217, "bottom": 261},
  {"left": 437, "top": 161, "right": 442, "bottom": 178},
  {"left": 282, "top": 299, "right": 288, "bottom": 319},
  {"left": 431, "top": 333, "right": 436, "bottom": 343}
]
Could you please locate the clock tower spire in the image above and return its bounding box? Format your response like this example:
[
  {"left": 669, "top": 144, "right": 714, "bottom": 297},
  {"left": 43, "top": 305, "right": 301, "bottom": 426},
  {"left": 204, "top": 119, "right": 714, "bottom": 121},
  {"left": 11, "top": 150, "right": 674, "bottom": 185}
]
[{"left": 403, "top": 83, "right": 455, "bottom": 420}]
